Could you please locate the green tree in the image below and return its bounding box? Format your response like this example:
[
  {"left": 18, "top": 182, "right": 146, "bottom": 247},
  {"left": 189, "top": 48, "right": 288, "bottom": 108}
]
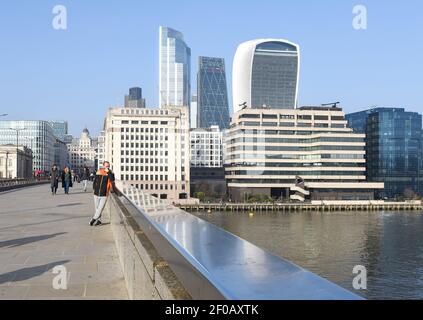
[{"left": 195, "top": 192, "right": 205, "bottom": 202}]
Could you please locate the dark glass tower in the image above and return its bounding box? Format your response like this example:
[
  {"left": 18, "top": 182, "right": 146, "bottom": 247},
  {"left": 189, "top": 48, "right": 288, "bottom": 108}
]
[
  {"left": 125, "top": 87, "right": 145, "bottom": 108},
  {"left": 129, "top": 87, "right": 142, "bottom": 101},
  {"left": 197, "top": 57, "right": 230, "bottom": 129},
  {"left": 346, "top": 108, "right": 423, "bottom": 199}
]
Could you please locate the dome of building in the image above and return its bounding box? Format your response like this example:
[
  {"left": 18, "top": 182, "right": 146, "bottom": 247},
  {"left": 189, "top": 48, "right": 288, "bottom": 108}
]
[{"left": 81, "top": 128, "right": 90, "bottom": 140}]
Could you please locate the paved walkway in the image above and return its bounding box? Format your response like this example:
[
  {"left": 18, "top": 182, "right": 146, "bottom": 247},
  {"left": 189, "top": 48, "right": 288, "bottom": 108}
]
[{"left": 0, "top": 183, "right": 128, "bottom": 300}]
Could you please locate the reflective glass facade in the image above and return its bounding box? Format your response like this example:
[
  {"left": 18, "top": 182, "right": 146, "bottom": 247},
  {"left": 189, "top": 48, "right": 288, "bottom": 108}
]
[
  {"left": 0, "top": 120, "right": 56, "bottom": 172},
  {"left": 251, "top": 41, "right": 298, "bottom": 109},
  {"left": 129, "top": 87, "right": 142, "bottom": 101},
  {"left": 197, "top": 57, "right": 230, "bottom": 129},
  {"left": 48, "top": 120, "right": 68, "bottom": 141},
  {"left": 159, "top": 27, "right": 191, "bottom": 108},
  {"left": 347, "top": 108, "right": 423, "bottom": 199}
]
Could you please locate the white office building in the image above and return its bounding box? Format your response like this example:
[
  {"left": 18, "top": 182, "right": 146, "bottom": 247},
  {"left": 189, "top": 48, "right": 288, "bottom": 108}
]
[
  {"left": 190, "top": 94, "right": 198, "bottom": 129},
  {"left": 96, "top": 130, "right": 105, "bottom": 170},
  {"left": 67, "top": 128, "right": 97, "bottom": 174},
  {"left": 103, "top": 106, "right": 192, "bottom": 203},
  {"left": 0, "top": 145, "right": 33, "bottom": 179},
  {"left": 190, "top": 126, "right": 223, "bottom": 168}
]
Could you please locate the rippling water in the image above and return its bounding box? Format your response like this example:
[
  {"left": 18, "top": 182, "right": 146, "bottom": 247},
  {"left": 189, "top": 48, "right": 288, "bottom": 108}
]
[{"left": 192, "top": 210, "right": 423, "bottom": 300}]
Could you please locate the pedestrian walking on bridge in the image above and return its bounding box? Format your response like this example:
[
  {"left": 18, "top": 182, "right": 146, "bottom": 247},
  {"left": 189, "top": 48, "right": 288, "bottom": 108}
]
[
  {"left": 81, "top": 166, "right": 90, "bottom": 192},
  {"left": 61, "top": 167, "right": 73, "bottom": 195},
  {"left": 50, "top": 164, "right": 59, "bottom": 195}
]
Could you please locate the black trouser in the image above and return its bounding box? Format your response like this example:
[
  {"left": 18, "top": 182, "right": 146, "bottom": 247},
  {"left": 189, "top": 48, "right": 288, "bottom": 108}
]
[{"left": 51, "top": 186, "right": 58, "bottom": 194}]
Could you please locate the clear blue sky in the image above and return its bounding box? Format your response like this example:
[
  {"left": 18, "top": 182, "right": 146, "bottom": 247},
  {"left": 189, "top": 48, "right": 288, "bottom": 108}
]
[{"left": 0, "top": 0, "right": 422, "bottom": 136}]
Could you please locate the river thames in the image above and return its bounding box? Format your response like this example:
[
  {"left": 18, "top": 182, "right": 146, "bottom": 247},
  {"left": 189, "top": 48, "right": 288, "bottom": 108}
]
[{"left": 193, "top": 210, "right": 423, "bottom": 299}]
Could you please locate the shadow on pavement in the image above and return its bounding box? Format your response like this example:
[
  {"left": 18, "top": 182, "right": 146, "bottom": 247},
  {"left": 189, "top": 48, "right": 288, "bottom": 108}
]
[
  {"left": 0, "top": 233, "right": 67, "bottom": 248},
  {"left": 0, "top": 260, "right": 71, "bottom": 285},
  {"left": 0, "top": 216, "right": 91, "bottom": 231},
  {"left": 57, "top": 203, "right": 83, "bottom": 208},
  {"left": 66, "top": 191, "right": 92, "bottom": 195}
]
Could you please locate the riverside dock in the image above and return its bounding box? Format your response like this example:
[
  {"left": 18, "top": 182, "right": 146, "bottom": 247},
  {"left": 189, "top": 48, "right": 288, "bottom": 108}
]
[{"left": 178, "top": 201, "right": 423, "bottom": 212}]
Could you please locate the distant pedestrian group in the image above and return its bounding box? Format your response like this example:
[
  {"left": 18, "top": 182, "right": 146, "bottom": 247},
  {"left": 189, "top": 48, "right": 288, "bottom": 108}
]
[{"left": 49, "top": 164, "right": 92, "bottom": 196}]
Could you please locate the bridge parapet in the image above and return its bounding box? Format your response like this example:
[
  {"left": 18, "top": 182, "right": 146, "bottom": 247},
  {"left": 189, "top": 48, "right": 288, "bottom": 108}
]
[
  {"left": 0, "top": 178, "right": 49, "bottom": 192},
  {"left": 108, "top": 180, "right": 364, "bottom": 300}
]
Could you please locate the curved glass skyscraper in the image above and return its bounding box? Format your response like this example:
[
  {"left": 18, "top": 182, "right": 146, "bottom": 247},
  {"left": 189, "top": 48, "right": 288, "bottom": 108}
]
[
  {"left": 159, "top": 26, "right": 191, "bottom": 108},
  {"left": 233, "top": 39, "right": 300, "bottom": 113},
  {"left": 197, "top": 56, "right": 230, "bottom": 129}
]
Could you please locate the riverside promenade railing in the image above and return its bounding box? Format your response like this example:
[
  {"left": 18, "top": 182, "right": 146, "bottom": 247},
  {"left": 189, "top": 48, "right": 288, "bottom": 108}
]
[
  {"left": 114, "top": 181, "right": 363, "bottom": 300},
  {"left": 0, "top": 178, "right": 49, "bottom": 192}
]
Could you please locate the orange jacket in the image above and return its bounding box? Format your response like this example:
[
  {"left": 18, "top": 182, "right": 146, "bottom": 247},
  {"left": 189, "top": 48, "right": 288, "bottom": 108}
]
[{"left": 93, "top": 168, "right": 115, "bottom": 197}]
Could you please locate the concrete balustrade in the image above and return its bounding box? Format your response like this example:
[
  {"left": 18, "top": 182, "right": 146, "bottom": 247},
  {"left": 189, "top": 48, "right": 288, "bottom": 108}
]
[
  {"left": 0, "top": 178, "right": 49, "bottom": 192},
  {"left": 105, "top": 192, "right": 191, "bottom": 300}
]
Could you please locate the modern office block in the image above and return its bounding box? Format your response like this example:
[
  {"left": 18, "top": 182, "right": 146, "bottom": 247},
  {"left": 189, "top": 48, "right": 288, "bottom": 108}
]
[
  {"left": 225, "top": 106, "right": 384, "bottom": 202},
  {"left": 233, "top": 39, "right": 300, "bottom": 112},
  {"left": 190, "top": 126, "right": 223, "bottom": 168},
  {"left": 54, "top": 139, "right": 69, "bottom": 170},
  {"left": 49, "top": 121, "right": 69, "bottom": 141},
  {"left": 347, "top": 107, "right": 422, "bottom": 199},
  {"left": 159, "top": 26, "right": 191, "bottom": 108},
  {"left": 0, "top": 120, "right": 56, "bottom": 173},
  {"left": 197, "top": 57, "right": 230, "bottom": 129},
  {"left": 190, "top": 125, "right": 226, "bottom": 198}
]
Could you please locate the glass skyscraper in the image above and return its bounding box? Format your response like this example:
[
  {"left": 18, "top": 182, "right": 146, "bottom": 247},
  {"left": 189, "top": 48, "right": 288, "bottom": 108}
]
[
  {"left": 48, "top": 120, "right": 68, "bottom": 141},
  {"left": 129, "top": 87, "right": 142, "bottom": 101},
  {"left": 0, "top": 120, "right": 56, "bottom": 173},
  {"left": 233, "top": 39, "right": 300, "bottom": 113},
  {"left": 346, "top": 108, "right": 423, "bottom": 199},
  {"left": 159, "top": 26, "right": 191, "bottom": 108},
  {"left": 197, "top": 57, "right": 230, "bottom": 129}
]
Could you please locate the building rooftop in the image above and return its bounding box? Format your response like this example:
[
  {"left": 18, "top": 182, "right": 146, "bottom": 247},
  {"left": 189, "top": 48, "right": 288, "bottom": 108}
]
[{"left": 299, "top": 106, "right": 343, "bottom": 112}]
